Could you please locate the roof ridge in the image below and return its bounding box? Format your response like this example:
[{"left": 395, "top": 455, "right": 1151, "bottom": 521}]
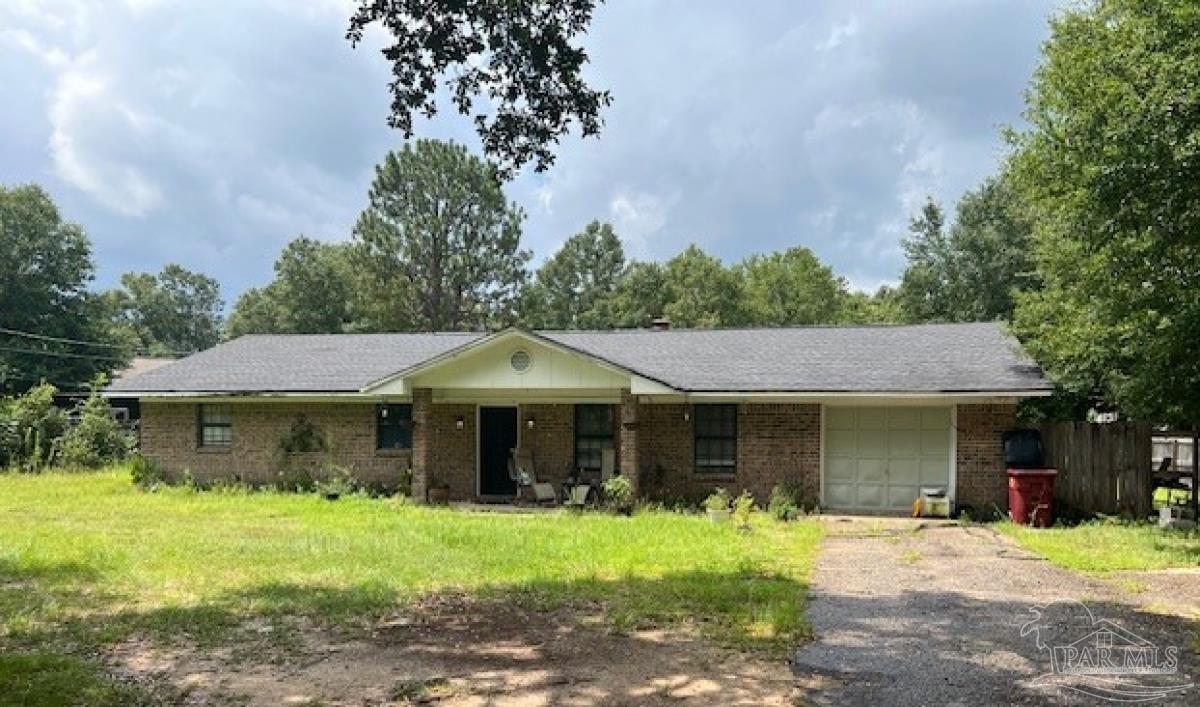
[
  {"left": 233, "top": 331, "right": 485, "bottom": 339},
  {"left": 229, "top": 322, "right": 1004, "bottom": 339},
  {"left": 538, "top": 321, "right": 1003, "bottom": 335}
]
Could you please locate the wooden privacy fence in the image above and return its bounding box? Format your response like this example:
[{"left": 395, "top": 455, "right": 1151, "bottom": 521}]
[{"left": 1039, "top": 422, "right": 1152, "bottom": 519}]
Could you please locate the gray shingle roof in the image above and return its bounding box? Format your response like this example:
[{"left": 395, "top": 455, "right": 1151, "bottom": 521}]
[
  {"left": 107, "top": 333, "right": 483, "bottom": 393},
  {"left": 108, "top": 322, "right": 1049, "bottom": 395},
  {"left": 541, "top": 323, "right": 1049, "bottom": 392}
]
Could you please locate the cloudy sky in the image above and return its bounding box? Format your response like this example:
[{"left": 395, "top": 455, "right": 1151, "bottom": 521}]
[{"left": 1, "top": 0, "right": 1055, "bottom": 303}]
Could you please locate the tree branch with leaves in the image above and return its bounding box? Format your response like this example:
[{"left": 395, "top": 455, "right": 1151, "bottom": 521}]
[{"left": 347, "top": 0, "right": 611, "bottom": 178}]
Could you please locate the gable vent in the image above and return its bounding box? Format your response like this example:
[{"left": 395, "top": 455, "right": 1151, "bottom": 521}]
[{"left": 510, "top": 349, "right": 533, "bottom": 373}]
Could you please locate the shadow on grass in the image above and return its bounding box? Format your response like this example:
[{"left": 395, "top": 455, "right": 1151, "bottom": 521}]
[
  {"left": 6, "top": 555, "right": 1195, "bottom": 705},
  {"left": 1, "top": 554, "right": 809, "bottom": 651},
  {"left": 0, "top": 555, "right": 810, "bottom": 703}
]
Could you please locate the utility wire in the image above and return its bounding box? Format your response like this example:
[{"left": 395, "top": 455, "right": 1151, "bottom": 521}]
[
  {"left": 0, "top": 345, "right": 131, "bottom": 362},
  {"left": 0, "top": 326, "right": 190, "bottom": 357}
]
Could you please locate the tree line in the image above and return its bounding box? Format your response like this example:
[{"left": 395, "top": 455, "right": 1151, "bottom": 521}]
[
  {"left": 222, "top": 141, "right": 1037, "bottom": 337},
  {"left": 3, "top": 0, "right": 1196, "bottom": 427},
  {"left": 0, "top": 137, "right": 1028, "bottom": 395}
]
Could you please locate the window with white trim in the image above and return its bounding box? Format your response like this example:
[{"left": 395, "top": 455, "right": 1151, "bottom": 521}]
[{"left": 198, "top": 404, "right": 232, "bottom": 447}]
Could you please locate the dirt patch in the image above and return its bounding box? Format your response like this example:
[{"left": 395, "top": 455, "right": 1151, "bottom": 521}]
[{"left": 109, "top": 596, "right": 797, "bottom": 705}]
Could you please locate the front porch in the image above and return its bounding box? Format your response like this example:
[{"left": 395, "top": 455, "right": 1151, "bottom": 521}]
[{"left": 407, "top": 388, "right": 641, "bottom": 505}]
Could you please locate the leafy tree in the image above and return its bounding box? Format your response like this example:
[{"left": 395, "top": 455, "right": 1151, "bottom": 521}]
[
  {"left": 589, "top": 260, "right": 669, "bottom": 329},
  {"left": 226, "top": 238, "right": 355, "bottom": 336},
  {"left": 661, "top": 245, "right": 743, "bottom": 328},
  {"left": 1008, "top": 0, "right": 1200, "bottom": 424},
  {"left": 898, "top": 177, "right": 1035, "bottom": 323},
  {"left": 737, "top": 246, "right": 846, "bottom": 326},
  {"left": 0, "top": 184, "right": 128, "bottom": 393},
  {"left": 225, "top": 287, "right": 284, "bottom": 338},
  {"left": 840, "top": 286, "right": 903, "bottom": 324},
  {"left": 897, "top": 198, "right": 954, "bottom": 323},
  {"left": 523, "top": 221, "right": 626, "bottom": 329},
  {"left": 347, "top": 0, "right": 610, "bottom": 177},
  {"left": 112, "top": 265, "right": 223, "bottom": 353},
  {"left": 352, "top": 140, "right": 530, "bottom": 331}
]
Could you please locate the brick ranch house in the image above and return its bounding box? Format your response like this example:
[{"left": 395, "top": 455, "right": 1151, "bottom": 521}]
[{"left": 105, "top": 322, "right": 1051, "bottom": 513}]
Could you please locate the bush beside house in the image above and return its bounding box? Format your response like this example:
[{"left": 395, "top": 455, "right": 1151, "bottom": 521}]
[{"left": 0, "top": 380, "right": 134, "bottom": 471}]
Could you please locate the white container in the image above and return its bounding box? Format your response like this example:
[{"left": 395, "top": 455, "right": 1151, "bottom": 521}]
[{"left": 919, "top": 487, "right": 951, "bottom": 518}]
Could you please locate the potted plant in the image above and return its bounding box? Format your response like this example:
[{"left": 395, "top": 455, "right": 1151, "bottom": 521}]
[
  {"left": 427, "top": 479, "right": 451, "bottom": 505},
  {"left": 704, "top": 488, "right": 731, "bottom": 524}
]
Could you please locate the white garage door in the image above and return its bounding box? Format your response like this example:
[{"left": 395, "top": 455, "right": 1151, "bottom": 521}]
[{"left": 824, "top": 407, "right": 952, "bottom": 510}]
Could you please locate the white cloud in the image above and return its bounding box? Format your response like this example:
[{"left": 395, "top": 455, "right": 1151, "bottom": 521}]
[
  {"left": 47, "top": 65, "right": 166, "bottom": 217},
  {"left": 0, "top": 0, "right": 1052, "bottom": 303},
  {"left": 609, "top": 190, "right": 678, "bottom": 259},
  {"left": 816, "top": 16, "right": 859, "bottom": 51},
  {"left": 535, "top": 185, "right": 554, "bottom": 214},
  {"left": 2, "top": 28, "right": 70, "bottom": 68}
]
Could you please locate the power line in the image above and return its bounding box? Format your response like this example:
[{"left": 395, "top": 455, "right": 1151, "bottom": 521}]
[
  {"left": 0, "top": 371, "right": 88, "bottom": 387},
  {"left": 0, "top": 326, "right": 190, "bottom": 357},
  {"left": 0, "top": 345, "right": 130, "bottom": 362},
  {"left": 0, "top": 326, "right": 129, "bottom": 349}
]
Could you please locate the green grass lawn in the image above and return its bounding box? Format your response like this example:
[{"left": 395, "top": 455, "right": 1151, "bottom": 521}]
[
  {"left": 0, "top": 468, "right": 821, "bottom": 704},
  {"left": 996, "top": 520, "right": 1200, "bottom": 572}
]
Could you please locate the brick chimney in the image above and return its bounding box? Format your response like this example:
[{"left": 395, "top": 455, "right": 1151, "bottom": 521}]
[{"left": 650, "top": 317, "right": 671, "bottom": 331}]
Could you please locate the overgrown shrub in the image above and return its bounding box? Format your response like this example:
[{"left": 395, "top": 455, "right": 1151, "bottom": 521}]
[
  {"left": 602, "top": 474, "right": 633, "bottom": 512},
  {"left": 315, "top": 465, "right": 359, "bottom": 498},
  {"left": 768, "top": 485, "right": 801, "bottom": 521},
  {"left": 278, "top": 415, "right": 330, "bottom": 455},
  {"left": 0, "top": 383, "right": 68, "bottom": 471},
  {"left": 58, "top": 385, "right": 136, "bottom": 469},
  {"left": 274, "top": 415, "right": 332, "bottom": 492},
  {"left": 396, "top": 465, "right": 413, "bottom": 497},
  {"left": 732, "top": 490, "right": 756, "bottom": 529},
  {"left": 275, "top": 466, "right": 316, "bottom": 493},
  {"left": 129, "top": 455, "right": 165, "bottom": 488}
]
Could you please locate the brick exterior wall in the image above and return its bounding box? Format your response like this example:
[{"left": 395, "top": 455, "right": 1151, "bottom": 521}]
[
  {"left": 141, "top": 398, "right": 1016, "bottom": 511},
  {"left": 739, "top": 404, "right": 822, "bottom": 503},
  {"left": 425, "top": 402, "right": 478, "bottom": 500},
  {"left": 139, "top": 401, "right": 410, "bottom": 491},
  {"left": 410, "top": 389, "right": 432, "bottom": 502},
  {"left": 636, "top": 402, "right": 821, "bottom": 505},
  {"left": 517, "top": 403, "right": 574, "bottom": 488},
  {"left": 618, "top": 390, "right": 640, "bottom": 494},
  {"left": 955, "top": 403, "right": 1018, "bottom": 513}
]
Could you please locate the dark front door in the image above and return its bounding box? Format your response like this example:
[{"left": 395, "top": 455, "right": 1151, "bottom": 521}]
[{"left": 479, "top": 407, "right": 518, "bottom": 497}]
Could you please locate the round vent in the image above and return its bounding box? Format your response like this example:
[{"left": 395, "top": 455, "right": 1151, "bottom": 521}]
[{"left": 510, "top": 349, "right": 533, "bottom": 373}]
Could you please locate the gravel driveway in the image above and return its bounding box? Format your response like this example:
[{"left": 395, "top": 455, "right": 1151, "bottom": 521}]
[{"left": 792, "top": 519, "right": 1198, "bottom": 706}]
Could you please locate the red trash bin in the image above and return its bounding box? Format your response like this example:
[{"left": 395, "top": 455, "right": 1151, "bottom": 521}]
[{"left": 1007, "top": 468, "right": 1058, "bottom": 527}]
